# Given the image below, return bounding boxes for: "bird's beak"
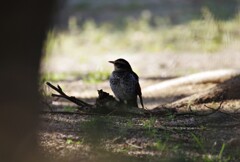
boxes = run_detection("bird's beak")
[109,61,115,64]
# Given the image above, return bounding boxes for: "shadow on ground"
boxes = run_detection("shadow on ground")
[39,108,240,162]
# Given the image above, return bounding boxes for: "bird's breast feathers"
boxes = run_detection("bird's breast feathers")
[110,71,138,100]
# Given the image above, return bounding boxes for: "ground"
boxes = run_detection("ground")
[39,52,240,162]
[39,1,240,161]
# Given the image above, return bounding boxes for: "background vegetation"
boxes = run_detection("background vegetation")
[42,0,240,82]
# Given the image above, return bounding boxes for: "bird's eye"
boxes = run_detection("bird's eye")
[115,63,125,69]
[115,63,122,67]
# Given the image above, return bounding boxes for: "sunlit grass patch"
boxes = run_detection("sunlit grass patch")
[44,8,240,59]
[83,70,110,83]
[40,69,110,83]
[41,7,240,82]
[40,72,81,82]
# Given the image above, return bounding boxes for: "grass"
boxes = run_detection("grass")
[41,7,240,81]
[190,133,231,162]
[66,138,85,145]
[63,106,78,113]
[191,133,205,152]
[83,70,110,83]
[41,72,74,82]
[152,139,168,152]
[141,117,159,137]
[40,70,110,83]
[66,138,74,144]
[44,8,240,58]
[74,116,234,162]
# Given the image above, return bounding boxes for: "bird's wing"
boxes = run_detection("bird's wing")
[136,82,144,108]
[132,72,144,108]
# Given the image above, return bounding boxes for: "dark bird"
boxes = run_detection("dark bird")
[109,58,144,108]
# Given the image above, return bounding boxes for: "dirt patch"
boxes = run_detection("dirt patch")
[39,76,240,162]
[39,108,240,162]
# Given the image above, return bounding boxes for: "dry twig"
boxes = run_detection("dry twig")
[46,82,92,108]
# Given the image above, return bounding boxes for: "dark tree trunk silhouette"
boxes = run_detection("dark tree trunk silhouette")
[0,1,55,162]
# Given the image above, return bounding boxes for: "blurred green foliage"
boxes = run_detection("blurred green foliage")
[42,1,240,81]
[41,70,109,83]
[45,8,240,57]
[63,106,78,112]
[83,70,110,83]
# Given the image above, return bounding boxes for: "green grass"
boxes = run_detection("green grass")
[152,139,168,152]
[41,7,240,81]
[63,106,78,113]
[66,139,74,144]
[66,138,85,145]
[40,70,110,82]
[41,72,73,82]
[83,70,110,83]
[190,133,231,162]
[45,8,240,58]
[191,133,205,152]
[142,117,158,137]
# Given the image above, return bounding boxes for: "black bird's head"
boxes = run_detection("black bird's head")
[109,58,132,71]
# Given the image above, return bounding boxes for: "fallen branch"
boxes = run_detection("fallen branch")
[150,100,224,118]
[143,69,240,93]
[45,81,237,118]
[161,74,240,109]
[46,82,92,108]
[176,100,224,117]
[46,82,149,116]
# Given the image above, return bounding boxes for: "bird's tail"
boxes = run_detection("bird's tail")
[139,95,144,109]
